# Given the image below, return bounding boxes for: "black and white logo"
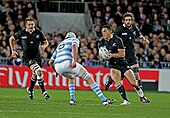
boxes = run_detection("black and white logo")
[36,35,40,39]
[133,31,136,36]
[112,43,116,47]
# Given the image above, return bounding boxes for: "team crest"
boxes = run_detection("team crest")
[133,31,136,36]
[36,35,40,39]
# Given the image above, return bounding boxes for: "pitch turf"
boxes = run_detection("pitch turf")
[0,88,169,118]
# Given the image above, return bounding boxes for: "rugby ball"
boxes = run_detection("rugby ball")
[99,46,109,59]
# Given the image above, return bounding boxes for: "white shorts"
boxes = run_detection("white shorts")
[54,60,90,80]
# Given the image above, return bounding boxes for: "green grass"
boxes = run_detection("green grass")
[0,88,170,118]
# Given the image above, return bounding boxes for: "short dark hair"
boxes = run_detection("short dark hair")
[123,12,135,21]
[102,25,112,31]
[25,17,35,23]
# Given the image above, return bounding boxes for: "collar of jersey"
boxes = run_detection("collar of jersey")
[106,34,113,41]
[26,28,35,33]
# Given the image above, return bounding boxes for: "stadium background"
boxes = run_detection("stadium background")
[0,0,170,90]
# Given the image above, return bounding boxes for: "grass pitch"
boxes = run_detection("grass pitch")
[0,88,170,118]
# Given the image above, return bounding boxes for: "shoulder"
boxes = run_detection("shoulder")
[98,37,105,45]
[115,26,123,33]
[98,37,105,48]
[114,34,122,40]
[72,38,79,42]
[14,30,24,36]
[18,29,25,34]
[35,28,42,33]
[133,25,139,30]
[113,34,123,43]
[99,37,105,42]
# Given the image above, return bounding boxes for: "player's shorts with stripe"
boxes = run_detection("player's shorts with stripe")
[54,60,90,80]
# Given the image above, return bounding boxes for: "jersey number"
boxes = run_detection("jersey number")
[59,44,65,50]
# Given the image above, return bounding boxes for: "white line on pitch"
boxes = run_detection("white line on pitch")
[0,110,126,116]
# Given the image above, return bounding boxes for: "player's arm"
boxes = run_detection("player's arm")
[49,59,55,71]
[136,26,149,44]
[70,44,78,68]
[40,39,49,51]
[70,38,79,68]
[49,58,59,77]
[40,31,49,51]
[109,49,125,58]
[42,39,49,49]
[49,51,58,76]
[72,44,78,62]
[9,35,18,58]
[139,35,149,44]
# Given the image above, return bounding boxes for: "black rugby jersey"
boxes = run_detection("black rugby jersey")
[114,24,141,59]
[98,34,126,65]
[13,28,46,60]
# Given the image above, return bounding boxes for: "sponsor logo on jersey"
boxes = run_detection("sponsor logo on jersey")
[112,43,116,47]
[21,36,27,39]
[122,32,127,35]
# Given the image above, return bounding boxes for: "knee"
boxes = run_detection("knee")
[36,69,42,76]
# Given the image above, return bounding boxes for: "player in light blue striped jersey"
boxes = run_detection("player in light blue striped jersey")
[49,32,112,106]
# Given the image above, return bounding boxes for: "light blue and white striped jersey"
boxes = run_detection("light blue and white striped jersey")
[51,38,79,64]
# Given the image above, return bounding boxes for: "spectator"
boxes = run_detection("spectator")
[150,59,162,69]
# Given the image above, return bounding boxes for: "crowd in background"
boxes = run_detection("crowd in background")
[89,0,170,68]
[0,0,170,68]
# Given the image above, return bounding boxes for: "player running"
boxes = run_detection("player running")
[9,17,50,100]
[104,12,150,103]
[49,32,112,106]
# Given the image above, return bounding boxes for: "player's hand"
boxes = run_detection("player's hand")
[40,45,46,52]
[139,35,149,44]
[11,51,18,58]
[108,53,112,59]
[70,61,76,69]
[143,38,149,44]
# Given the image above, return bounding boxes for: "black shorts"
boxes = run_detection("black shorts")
[109,60,130,78]
[126,56,138,66]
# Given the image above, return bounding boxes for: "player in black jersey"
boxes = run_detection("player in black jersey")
[9,17,50,100]
[104,12,150,103]
[99,25,145,105]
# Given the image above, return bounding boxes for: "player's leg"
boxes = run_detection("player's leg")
[130,65,150,103]
[29,60,50,100]
[68,78,76,105]
[104,75,114,90]
[74,63,112,106]
[110,68,130,105]
[24,60,37,100]
[54,61,77,105]
[124,69,144,96]
[27,73,37,100]
[86,76,112,106]
[124,69,150,103]
[131,64,143,89]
